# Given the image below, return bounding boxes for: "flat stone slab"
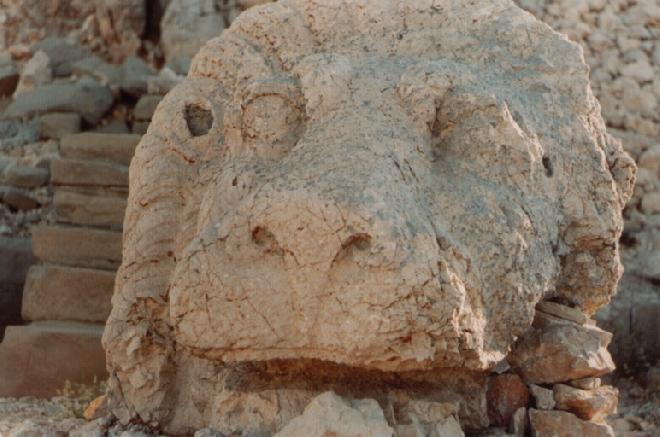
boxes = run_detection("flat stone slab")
[60,133,141,166]
[51,158,128,188]
[0,322,106,397]
[54,190,127,228]
[4,78,113,124]
[22,264,115,323]
[32,225,122,270]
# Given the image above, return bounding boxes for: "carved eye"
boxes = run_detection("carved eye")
[241,79,304,159]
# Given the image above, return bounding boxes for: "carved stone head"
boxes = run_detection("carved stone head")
[104,0,634,428]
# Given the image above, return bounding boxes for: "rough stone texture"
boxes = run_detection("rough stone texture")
[21,264,115,323]
[39,112,82,140]
[274,391,394,437]
[104,0,633,433]
[487,374,530,427]
[14,50,52,96]
[528,409,614,437]
[54,190,127,228]
[529,385,555,411]
[93,0,146,62]
[32,225,122,270]
[60,133,141,166]
[51,158,129,188]
[1,162,48,188]
[0,322,107,397]
[4,78,113,124]
[509,313,615,384]
[553,384,618,422]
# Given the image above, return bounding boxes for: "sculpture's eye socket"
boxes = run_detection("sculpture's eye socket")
[241,79,304,159]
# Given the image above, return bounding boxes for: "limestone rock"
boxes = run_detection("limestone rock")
[51,159,129,188]
[54,190,127,227]
[60,133,141,166]
[273,391,393,437]
[32,225,122,270]
[508,407,526,437]
[5,79,113,124]
[39,113,82,140]
[487,374,530,427]
[529,385,555,411]
[1,186,39,211]
[14,50,52,95]
[104,0,632,432]
[120,57,155,97]
[32,37,91,77]
[570,377,601,390]
[536,301,588,325]
[509,315,615,384]
[21,264,115,323]
[1,162,48,188]
[528,409,614,437]
[553,384,617,421]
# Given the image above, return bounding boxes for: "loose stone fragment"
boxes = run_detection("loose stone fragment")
[273,392,393,437]
[487,374,530,427]
[529,385,555,410]
[553,384,618,421]
[528,409,614,437]
[509,316,615,384]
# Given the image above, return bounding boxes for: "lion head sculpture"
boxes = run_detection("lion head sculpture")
[104,0,635,430]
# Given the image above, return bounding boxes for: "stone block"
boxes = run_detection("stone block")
[1,162,49,188]
[54,190,127,228]
[22,265,115,323]
[60,133,141,166]
[132,121,150,135]
[0,186,40,211]
[32,225,122,270]
[51,158,128,188]
[4,78,113,124]
[39,112,81,140]
[0,322,106,397]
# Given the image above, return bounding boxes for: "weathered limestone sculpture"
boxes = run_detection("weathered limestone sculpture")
[103,0,635,434]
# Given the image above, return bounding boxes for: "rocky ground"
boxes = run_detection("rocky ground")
[0,372,657,437]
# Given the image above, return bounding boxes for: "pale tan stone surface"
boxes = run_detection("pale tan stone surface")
[0,322,106,398]
[103,0,633,433]
[32,225,122,270]
[509,314,615,384]
[59,133,141,166]
[553,384,618,421]
[274,391,394,437]
[528,409,614,437]
[51,158,128,188]
[54,190,127,228]
[21,264,115,323]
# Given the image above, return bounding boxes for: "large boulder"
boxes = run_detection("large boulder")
[103,0,634,433]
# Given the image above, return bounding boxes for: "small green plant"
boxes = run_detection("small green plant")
[55,377,108,419]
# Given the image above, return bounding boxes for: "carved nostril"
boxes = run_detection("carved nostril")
[251,226,284,255]
[185,103,213,137]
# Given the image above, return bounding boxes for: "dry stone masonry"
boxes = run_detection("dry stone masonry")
[102,0,635,435]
